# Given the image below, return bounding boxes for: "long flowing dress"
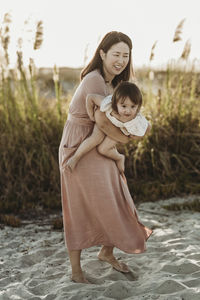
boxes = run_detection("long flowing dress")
[59,69,152,254]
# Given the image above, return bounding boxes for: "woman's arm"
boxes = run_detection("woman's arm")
[94,109,129,144]
[86,94,104,121]
[95,111,152,144]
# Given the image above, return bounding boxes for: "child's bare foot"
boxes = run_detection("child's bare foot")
[66,156,78,172]
[98,251,130,273]
[116,154,125,174]
[71,272,90,284]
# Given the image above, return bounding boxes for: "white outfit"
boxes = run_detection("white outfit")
[100,95,149,136]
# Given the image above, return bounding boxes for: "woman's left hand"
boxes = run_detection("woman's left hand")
[129,134,143,140]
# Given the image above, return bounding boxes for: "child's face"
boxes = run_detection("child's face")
[116,97,139,121]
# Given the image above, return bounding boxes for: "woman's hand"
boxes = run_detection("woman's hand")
[94,109,129,144]
[87,109,95,121]
[145,123,152,135]
[129,134,143,140]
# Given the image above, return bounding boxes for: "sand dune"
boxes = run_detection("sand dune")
[1,196,200,300]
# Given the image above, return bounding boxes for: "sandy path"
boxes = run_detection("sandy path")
[0,196,200,300]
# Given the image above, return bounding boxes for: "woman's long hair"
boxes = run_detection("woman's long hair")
[81,31,134,87]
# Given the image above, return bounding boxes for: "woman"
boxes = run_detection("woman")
[59,31,152,284]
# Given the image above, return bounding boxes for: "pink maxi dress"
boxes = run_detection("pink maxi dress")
[59,70,152,253]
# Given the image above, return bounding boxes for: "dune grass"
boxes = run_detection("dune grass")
[0,15,200,216]
[0,63,68,213]
[121,66,200,202]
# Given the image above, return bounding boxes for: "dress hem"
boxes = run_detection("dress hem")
[66,230,153,254]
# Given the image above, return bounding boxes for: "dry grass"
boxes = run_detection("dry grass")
[162,197,200,212]
[0,14,199,214]
[0,214,21,227]
[173,18,186,42]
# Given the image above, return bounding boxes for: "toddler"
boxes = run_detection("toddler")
[67,81,150,173]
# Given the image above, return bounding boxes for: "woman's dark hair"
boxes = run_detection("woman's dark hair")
[111,81,142,112]
[81,31,134,87]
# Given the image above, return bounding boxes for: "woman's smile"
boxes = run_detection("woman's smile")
[113,64,124,72]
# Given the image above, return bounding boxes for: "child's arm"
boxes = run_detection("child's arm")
[86,94,104,121]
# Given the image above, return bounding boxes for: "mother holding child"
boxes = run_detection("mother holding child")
[59,31,152,284]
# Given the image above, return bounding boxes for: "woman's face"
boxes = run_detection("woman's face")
[100,42,130,81]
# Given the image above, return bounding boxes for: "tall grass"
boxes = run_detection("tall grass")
[0,64,67,213]
[121,66,200,202]
[121,18,200,202]
[0,15,68,214]
[0,15,200,214]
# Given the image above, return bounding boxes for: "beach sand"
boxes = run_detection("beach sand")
[1,196,200,300]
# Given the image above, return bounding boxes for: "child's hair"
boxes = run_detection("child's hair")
[111,81,142,112]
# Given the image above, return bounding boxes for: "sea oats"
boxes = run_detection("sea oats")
[149,40,157,61]
[17,37,23,50]
[173,18,186,42]
[3,12,12,24]
[33,20,43,50]
[53,64,59,82]
[17,50,23,71]
[29,58,37,78]
[180,39,191,60]
[0,13,12,66]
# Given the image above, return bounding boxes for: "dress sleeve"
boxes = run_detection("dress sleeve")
[69,71,108,117]
[82,71,107,97]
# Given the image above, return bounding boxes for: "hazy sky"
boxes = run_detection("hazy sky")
[1,0,200,69]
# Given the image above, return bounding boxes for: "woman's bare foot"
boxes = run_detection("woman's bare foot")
[71,272,90,284]
[116,154,125,174]
[98,250,130,273]
[66,156,78,172]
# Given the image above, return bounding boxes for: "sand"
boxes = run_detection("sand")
[1,196,200,300]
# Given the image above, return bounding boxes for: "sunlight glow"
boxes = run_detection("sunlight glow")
[1,0,200,69]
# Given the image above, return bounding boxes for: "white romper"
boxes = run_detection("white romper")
[100,95,149,136]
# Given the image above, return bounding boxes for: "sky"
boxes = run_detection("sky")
[0,0,200,69]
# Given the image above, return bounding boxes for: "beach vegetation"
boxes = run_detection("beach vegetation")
[0,14,199,215]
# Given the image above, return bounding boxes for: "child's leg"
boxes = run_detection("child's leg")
[67,124,105,171]
[97,137,125,174]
